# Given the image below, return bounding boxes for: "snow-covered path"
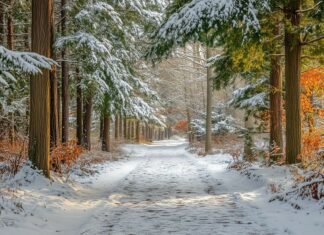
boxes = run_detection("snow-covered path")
[79,140,274,235]
[2,139,323,235]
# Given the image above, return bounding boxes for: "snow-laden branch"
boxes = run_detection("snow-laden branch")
[0,45,57,86]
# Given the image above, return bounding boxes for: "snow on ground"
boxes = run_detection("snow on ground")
[0,138,323,235]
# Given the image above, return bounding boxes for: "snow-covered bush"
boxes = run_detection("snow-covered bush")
[229,76,269,113]
[191,111,237,136]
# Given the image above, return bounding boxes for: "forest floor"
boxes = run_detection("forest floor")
[0,138,323,235]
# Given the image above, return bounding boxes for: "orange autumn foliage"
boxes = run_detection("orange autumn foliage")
[300,68,324,164]
[174,120,188,132]
[301,67,324,131]
[51,140,84,173]
[301,130,323,164]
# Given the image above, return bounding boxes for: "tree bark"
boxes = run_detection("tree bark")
[83,93,92,150]
[132,120,136,140]
[114,115,119,140]
[136,120,140,143]
[119,115,123,140]
[61,0,69,143]
[50,1,59,148]
[76,68,83,145]
[7,0,13,49]
[128,119,132,140]
[123,117,127,139]
[102,114,111,152]
[0,2,4,44]
[205,46,213,154]
[243,115,254,161]
[29,0,52,178]
[284,0,302,164]
[269,41,283,160]
[6,0,14,144]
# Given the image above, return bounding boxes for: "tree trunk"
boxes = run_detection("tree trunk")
[205,46,213,154]
[0,2,4,44]
[136,120,140,143]
[83,93,92,150]
[132,120,136,140]
[269,39,283,161]
[50,2,59,148]
[7,0,13,49]
[76,68,83,145]
[128,119,132,140]
[284,0,302,164]
[99,116,103,141]
[119,115,123,140]
[114,115,119,140]
[243,115,254,161]
[29,0,52,178]
[61,0,69,143]
[145,124,148,141]
[6,0,14,144]
[102,114,111,152]
[123,117,127,139]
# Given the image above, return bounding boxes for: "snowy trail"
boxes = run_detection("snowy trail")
[2,139,323,235]
[79,140,274,235]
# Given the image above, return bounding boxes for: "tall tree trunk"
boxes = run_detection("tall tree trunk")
[7,0,13,49]
[136,120,140,143]
[61,0,69,143]
[243,115,254,161]
[83,93,92,150]
[114,115,119,140]
[184,86,192,143]
[102,113,111,152]
[205,46,213,154]
[123,117,127,139]
[76,68,83,145]
[99,116,103,141]
[7,0,14,144]
[284,0,302,164]
[127,119,131,140]
[50,2,59,148]
[0,2,4,44]
[269,25,283,161]
[132,120,136,140]
[29,0,52,178]
[119,115,123,140]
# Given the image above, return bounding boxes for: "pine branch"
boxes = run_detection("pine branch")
[297,1,323,13]
[302,35,324,45]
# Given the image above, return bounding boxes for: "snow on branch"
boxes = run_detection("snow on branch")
[148,0,268,59]
[0,45,57,86]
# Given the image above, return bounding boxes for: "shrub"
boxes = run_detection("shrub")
[51,140,84,174]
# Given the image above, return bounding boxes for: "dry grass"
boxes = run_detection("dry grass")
[0,137,28,177]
